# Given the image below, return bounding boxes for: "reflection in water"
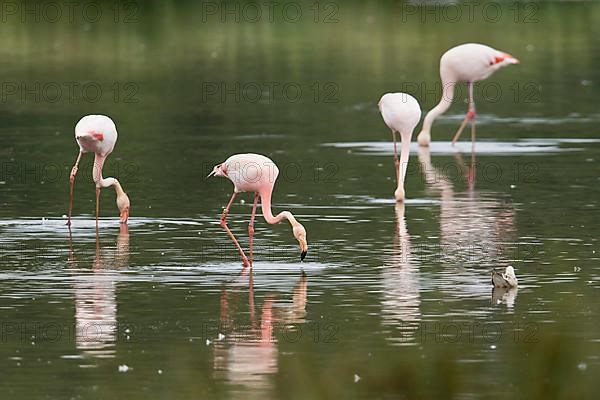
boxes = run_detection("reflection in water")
[418,147,516,300]
[381,203,421,345]
[213,272,308,396]
[491,287,518,310]
[69,225,129,359]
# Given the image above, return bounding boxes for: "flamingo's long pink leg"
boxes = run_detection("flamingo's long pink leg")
[451,82,476,146]
[391,130,400,182]
[469,80,477,152]
[67,151,83,226]
[451,115,471,145]
[248,192,259,266]
[95,187,101,228]
[220,192,250,268]
[471,114,476,152]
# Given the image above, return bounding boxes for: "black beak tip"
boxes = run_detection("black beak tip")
[300,251,307,261]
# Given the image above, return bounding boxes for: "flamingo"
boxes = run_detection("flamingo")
[67,115,130,227]
[416,43,519,147]
[378,92,422,202]
[207,153,308,267]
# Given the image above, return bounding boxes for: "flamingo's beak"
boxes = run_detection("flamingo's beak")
[504,53,520,64]
[206,170,216,179]
[119,207,129,224]
[293,223,308,262]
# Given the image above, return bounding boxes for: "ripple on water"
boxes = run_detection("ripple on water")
[421,113,600,126]
[333,194,440,206]
[0,217,206,246]
[324,138,600,156]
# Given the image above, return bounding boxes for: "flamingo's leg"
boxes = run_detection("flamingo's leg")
[451,116,471,146]
[95,187,100,228]
[67,151,83,226]
[391,130,400,183]
[469,80,477,152]
[451,82,476,146]
[248,192,259,267]
[471,117,476,144]
[220,192,250,268]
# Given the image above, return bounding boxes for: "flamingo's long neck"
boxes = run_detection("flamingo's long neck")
[93,153,125,196]
[421,78,456,134]
[93,154,106,186]
[260,188,298,227]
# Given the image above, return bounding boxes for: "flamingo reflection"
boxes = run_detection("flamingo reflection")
[381,203,421,344]
[418,147,517,306]
[491,286,518,309]
[69,225,129,358]
[213,272,308,393]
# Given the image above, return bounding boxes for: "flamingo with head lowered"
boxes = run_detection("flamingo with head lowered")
[208,153,308,268]
[378,92,422,202]
[67,115,130,227]
[417,43,519,147]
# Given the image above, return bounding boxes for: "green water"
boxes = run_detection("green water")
[1,1,599,399]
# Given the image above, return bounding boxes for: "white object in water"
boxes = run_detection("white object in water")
[491,266,518,288]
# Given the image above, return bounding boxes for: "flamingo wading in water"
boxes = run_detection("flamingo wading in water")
[208,153,308,267]
[378,93,422,202]
[416,43,519,147]
[67,115,130,226]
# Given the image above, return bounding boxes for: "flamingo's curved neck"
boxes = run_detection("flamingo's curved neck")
[421,76,457,133]
[259,188,299,227]
[93,154,106,185]
[93,154,124,194]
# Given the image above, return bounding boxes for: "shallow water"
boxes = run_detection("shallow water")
[1,1,600,399]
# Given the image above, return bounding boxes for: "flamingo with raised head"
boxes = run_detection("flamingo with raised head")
[67,115,130,227]
[208,153,308,267]
[417,43,519,147]
[378,92,422,202]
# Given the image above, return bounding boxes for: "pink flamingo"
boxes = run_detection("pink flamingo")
[378,92,422,202]
[207,153,308,267]
[67,115,130,227]
[416,43,519,147]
